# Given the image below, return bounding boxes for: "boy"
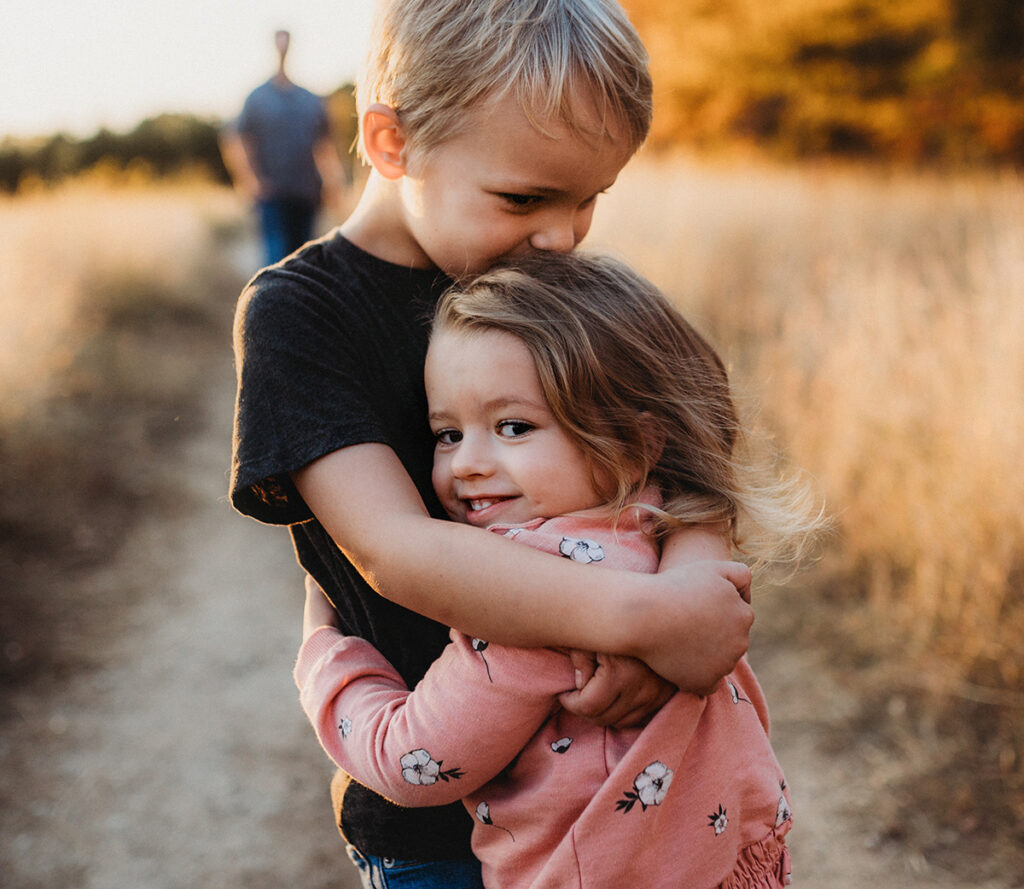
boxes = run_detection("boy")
[231,1,754,885]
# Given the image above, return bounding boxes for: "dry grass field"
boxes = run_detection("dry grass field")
[1,164,1021,886]
[588,155,1024,878]
[591,156,1023,688]
[0,174,243,421]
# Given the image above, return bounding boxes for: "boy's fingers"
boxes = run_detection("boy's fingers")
[725,561,753,603]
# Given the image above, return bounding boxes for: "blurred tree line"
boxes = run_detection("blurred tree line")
[6,0,1023,186]
[624,0,1024,164]
[0,86,359,193]
[0,114,230,192]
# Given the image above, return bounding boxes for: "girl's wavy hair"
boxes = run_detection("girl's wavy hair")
[357,0,652,159]
[433,252,826,567]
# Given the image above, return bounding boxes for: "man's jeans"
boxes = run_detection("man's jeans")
[257,197,318,265]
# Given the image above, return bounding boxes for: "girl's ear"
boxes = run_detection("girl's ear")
[362,103,408,179]
[632,411,665,483]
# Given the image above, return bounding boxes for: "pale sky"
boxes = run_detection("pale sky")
[5,0,375,140]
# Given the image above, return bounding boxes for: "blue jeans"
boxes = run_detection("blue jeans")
[345,845,484,889]
[257,197,318,265]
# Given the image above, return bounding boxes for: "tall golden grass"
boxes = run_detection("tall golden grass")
[0,173,244,422]
[589,156,1024,695]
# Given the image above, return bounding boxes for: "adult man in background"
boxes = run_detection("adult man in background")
[221,30,345,265]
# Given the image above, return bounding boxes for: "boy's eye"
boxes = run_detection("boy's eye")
[496,420,534,438]
[497,192,542,209]
[434,428,462,446]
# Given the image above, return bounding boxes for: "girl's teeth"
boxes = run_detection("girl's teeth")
[471,500,495,510]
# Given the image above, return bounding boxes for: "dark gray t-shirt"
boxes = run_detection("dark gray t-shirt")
[231,232,474,859]
[236,78,329,203]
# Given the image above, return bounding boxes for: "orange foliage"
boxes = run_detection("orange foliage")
[622,0,1024,165]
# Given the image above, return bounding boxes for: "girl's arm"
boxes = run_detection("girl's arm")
[293,443,753,694]
[296,577,572,806]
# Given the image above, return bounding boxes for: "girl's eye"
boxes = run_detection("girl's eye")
[434,428,462,446]
[497,420,534,438]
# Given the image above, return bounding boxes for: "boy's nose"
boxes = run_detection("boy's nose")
[529,213,580,253]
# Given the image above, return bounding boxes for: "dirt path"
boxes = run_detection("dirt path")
[751,601,969,888]
[1,334,362,889]
[0,262,997,889]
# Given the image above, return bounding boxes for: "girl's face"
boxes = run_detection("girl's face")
[425,327,607,527]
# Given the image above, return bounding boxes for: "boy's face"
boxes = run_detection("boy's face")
[426,327,607,527]
[394,93,634,279]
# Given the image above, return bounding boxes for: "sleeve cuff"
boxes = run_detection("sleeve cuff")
[293,625,345,690]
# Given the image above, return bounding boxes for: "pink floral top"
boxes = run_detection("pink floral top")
[294,502,793,889]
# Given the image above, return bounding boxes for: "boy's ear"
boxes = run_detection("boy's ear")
[362,103,408,179]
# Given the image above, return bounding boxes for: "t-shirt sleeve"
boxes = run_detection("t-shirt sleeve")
[235,91,257,138]
[230,270,387,525]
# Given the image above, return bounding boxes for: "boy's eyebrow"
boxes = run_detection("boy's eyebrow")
[489,177,618,196]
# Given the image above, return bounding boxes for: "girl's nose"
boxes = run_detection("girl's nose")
[449,433,494,478]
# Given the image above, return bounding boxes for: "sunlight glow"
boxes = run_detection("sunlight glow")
[6,0,374,139]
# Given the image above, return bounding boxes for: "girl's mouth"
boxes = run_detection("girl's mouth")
[462,496,516,524]
[468,498,504,511]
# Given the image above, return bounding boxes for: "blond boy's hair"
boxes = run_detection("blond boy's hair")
[358,0,652,159]
[434,252,827,568]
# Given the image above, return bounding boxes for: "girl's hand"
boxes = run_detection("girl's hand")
[302,573,339,642]
[559,650,676,727]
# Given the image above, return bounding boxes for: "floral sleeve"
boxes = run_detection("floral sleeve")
[295,626,574,807]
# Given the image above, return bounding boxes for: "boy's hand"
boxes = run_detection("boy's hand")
[629,560,754,696]
[302,574,339,642]
[559,650,675,727]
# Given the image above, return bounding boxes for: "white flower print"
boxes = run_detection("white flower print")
[708,804,728,835]
[471,638,493,682]
[776,794,792,827]
[400,748,464,785]
[401,749,439,785]
[728,680,751,705]
[550,737,573,754]
[475,801,515,841]
[338,716,353,738]
[616,761,674,812]
[558,536,605,564]
[635,761,673,806]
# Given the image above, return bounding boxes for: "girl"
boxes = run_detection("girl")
[296,252,823,889]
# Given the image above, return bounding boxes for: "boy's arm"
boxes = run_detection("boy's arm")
[556,523,740,720]
[296,578,572,806]
[293,443,753,693]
